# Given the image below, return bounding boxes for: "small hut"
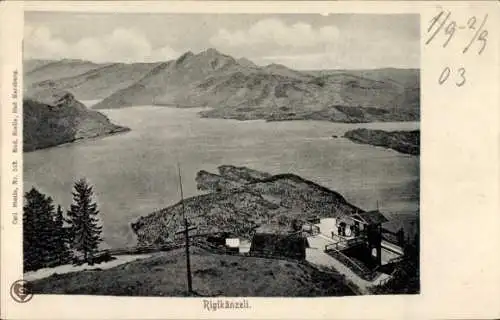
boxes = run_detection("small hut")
[249,224,309,260]
[225,237,240,253]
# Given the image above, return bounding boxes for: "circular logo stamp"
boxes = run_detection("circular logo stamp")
[10,280,33,303]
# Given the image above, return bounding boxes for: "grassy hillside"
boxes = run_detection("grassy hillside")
[23,89,130,152]
[29,247,355,297]
[132,165,362,246]
[24,59,54,74]
[344,129,420,155]
[24,59,105,87]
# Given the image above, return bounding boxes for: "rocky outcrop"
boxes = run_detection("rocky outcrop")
[131,165,363,246]
[23,89,130,152]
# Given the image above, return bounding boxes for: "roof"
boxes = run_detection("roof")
[348,210,389,225]
[225,238,240,248]
[339,210,389,224]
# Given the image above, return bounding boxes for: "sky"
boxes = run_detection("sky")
[24,12,420,70]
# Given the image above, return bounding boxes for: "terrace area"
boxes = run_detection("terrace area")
[304,215,404,286]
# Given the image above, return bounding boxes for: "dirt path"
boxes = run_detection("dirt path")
[24,254,152,281]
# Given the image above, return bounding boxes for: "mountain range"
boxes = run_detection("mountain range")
[24,48,420,123]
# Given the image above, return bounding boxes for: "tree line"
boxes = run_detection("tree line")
[23,178,103,272]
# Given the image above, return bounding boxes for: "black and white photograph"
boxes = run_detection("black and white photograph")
[21,11,420,297]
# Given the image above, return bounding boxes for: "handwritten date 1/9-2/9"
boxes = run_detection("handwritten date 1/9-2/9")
[426,8,488,55]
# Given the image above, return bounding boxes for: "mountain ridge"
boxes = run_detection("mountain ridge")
[24,48,420,123]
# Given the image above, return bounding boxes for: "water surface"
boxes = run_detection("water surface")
[24,106,419,248]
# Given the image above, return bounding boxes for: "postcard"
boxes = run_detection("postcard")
[1,1,499,319]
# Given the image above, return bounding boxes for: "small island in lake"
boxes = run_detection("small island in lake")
[343,129,420,155]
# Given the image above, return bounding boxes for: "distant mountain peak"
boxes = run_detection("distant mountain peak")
[201,48,223,56]
[194,48,241,62]
[175,51,194,65]
[265,63,291,70]
[172,48,243,72]
[176,49,232,65]
[175,48,258,70]
[237,57,258,68]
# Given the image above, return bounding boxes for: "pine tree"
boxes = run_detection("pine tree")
[50,205,71,265]
[66,179,103,264]
[23,187,58,271]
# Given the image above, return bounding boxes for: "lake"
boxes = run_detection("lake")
[24,106,420,248]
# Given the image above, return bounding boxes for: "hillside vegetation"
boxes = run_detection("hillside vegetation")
[131,165,362,246]
[24,49,420,123]
[23,88,129,152]
[29,247,355,297]
[26,61,163,100]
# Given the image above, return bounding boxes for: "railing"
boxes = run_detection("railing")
[324,244,375,281]
[327,235,365,251]
[95,242,185,257]
[192,240,242,256]
[375,268,399,287]
[386,255,405,265]
[381,240,404,255]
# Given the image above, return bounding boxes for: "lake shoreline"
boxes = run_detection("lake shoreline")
[23,126,131,153]
[98,102,420,125]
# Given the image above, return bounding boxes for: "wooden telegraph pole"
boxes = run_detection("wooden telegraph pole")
[177,164,193,294]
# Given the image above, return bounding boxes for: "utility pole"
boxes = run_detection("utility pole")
[177,164,193,294]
